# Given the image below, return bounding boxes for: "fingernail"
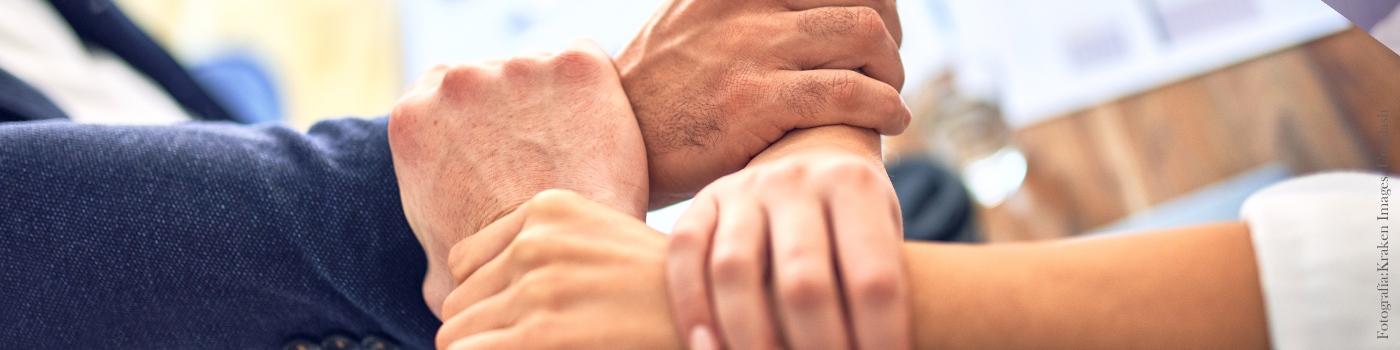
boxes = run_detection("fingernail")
[689,326,718,350]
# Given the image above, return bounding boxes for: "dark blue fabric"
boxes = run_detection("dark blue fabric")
[46,0,237,122]
[886,155,979,242]
[0,68,67,123]
[0,117,440,349]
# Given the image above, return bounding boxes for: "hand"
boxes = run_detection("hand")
[617,0,912,208]
[436,190,681,350]
[388,39,649,317]
[667,127,911,350]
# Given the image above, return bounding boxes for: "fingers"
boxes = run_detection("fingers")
[437,287,523,350]
[443,225,603,319]
[764,186,850,350]
[779,6,904,91]
[442,190,588,319]
[667,193,724,350]
[449,204,529,287]
[762,69,911,136]
[780,0,901,45]
[443,329,517,350]
[441,251,514,319]
[709,193,783,350]
[827,165,912,350]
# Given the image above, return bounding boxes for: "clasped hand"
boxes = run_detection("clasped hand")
[389,0,914,348]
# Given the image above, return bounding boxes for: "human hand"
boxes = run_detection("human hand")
[388,39,648,317]
[667,127,911,350]
[616,0,911,208]
[436,190,682,350]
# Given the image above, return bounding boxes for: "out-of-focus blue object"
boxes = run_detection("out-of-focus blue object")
[41,0,236,123]
[1090,163,1293,236]
[888,154,979,242]
[190,53,283,124]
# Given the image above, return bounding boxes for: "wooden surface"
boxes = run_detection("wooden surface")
[980,27,1389,242]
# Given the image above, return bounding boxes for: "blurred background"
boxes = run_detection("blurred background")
[113,0,1397,242]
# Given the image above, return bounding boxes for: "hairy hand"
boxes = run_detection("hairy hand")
[668,127,911,350]
[617,0,911,208]
[436,190,681,350]
[388,40,648,317]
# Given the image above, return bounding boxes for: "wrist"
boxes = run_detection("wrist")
[904,242,1038,349]
[417,187,529,319]
[749,125,883,167]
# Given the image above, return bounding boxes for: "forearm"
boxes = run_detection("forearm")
[904,222,1269,349]
[748,125,883,167]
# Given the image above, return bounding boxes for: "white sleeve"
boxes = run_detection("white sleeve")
[1241,172,1397,350]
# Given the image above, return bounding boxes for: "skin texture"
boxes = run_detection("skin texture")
[388,40,649,317]
[668,127,911,350]
[438,190,680,350]
[391,0,914,335]
[615,0,916,346]
[615,0,911,208]
[904,222,1269,349]
[437,193,1271,349]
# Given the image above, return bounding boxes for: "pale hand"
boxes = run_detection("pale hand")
[668,127,912,350]
[388,40,649,317]
[436,190,681,350]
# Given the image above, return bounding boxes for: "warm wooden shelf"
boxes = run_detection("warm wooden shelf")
[980,27,1395,242]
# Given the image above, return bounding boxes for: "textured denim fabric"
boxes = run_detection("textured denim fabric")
[0,118,439,349]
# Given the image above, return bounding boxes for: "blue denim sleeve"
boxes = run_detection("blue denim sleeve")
[0,118,439,349]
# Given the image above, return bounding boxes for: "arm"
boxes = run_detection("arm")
[395,0,913,317]
[389,39,649,317]
[616,0,909,208]
[0,119,439,349]
[906,222,1270,349]
[434,190,1270,349]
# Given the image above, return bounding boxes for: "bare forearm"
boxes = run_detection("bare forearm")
[748,125,883,167]
[904,222,1269,349]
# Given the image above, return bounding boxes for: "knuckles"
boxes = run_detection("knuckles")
[820,71,863,110]
[846,264,902,308]
[667,223,709,256]
[505,230,560,269]
[845,6,887,43]
[775,265,838,311]
[798,5,884,41]
[387,101,421,148]
[516,267,571,311]
[440,63,489,93]
[708,246,761,286]
[817,156,883,187]
[548,50,608,85]
[750,153,883,191]
[873,83,910,134]
[498,56,544,80]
